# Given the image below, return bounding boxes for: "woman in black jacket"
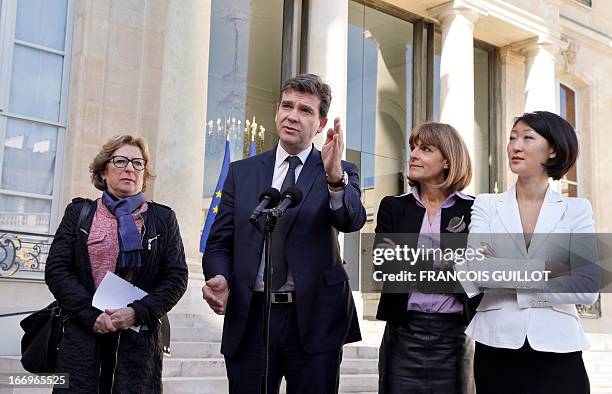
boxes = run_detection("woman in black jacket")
[376,122,478,393]
[45,135,188,393]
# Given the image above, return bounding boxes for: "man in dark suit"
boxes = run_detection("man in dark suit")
[202,74,366,394]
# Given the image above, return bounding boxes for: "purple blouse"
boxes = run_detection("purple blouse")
[406,187,472,314]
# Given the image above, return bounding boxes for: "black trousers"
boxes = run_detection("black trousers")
[224,292,343,394]
[378,312,466,394]
[474,341,590,394]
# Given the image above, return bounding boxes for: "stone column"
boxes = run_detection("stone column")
[500,47,526,190]
[154,0,212,274]
[306,0,348,154]
[306,0,359,317]
[513,37,561,113]
[431,3,480,194]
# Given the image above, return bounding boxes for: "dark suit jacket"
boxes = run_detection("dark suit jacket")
[203,146,367,357]
[374,193,481,325]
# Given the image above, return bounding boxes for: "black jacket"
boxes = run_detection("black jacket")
[45,198,188,393]
[374,193,481,325]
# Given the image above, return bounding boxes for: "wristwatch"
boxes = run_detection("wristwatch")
[326,171,348,188]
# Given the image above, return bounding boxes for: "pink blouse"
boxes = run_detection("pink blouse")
[88,199,148,288]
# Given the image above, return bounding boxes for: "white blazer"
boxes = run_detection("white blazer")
[461,184,598,353]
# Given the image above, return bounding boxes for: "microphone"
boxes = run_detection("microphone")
[271,187,303,218]
[249,188,282,224]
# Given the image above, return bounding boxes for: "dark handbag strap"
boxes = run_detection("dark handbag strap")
[77,198,94,231]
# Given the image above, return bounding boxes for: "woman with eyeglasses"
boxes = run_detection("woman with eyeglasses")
[45,135,188,393]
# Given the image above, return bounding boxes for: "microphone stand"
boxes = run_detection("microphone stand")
[258,208,277,394]
[252,200,296,394]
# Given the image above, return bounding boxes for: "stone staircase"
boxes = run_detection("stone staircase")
[584,334,612,394]
[162,311,612,394]
[162,312,380,394]
[1,310,611,393]
[162,311,612,393]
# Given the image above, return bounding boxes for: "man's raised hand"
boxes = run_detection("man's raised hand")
[321,117,344,183]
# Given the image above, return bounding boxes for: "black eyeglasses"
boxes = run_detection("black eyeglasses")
[110,155,146,171]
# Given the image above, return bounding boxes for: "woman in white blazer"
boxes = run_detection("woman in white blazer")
[462,111,598,394]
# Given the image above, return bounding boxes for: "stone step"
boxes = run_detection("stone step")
[584,351,612,363]
[163,358,225,377]
[0,357,52,393]
[342,345,378,360]
[0,356,22,372]
[338,374,378,392]
[170,326,223,342]
[163,358,378,378]
[585,361,612,374]
[589,374,612,389]
[165,320,612,348]
[162,376,227,394]
[587,334,612,352]
[169,341,379,360]
[0,353,609,391]
[0,388,51,394]
[168,312,224,329]
[162,374,378,394]
[171,341,221,358]
[340,359,379,375]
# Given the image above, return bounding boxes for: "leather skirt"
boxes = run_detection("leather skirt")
[378,311,466,394]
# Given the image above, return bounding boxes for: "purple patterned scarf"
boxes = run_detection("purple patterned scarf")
[102,190,146,269]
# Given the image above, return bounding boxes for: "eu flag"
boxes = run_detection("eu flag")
[249,139,257,158]
[200,139,231,253]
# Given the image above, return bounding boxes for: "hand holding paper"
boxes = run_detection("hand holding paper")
[92,272,148,332]
[106,307,137,330]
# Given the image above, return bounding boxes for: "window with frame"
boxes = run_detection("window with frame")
[346,1,499,314]
[347,0,415,234]
[0,0,74,234]
[346,0,416,311]
[559,82,601,319]
[559,83,578,198]
[203,0,286,199]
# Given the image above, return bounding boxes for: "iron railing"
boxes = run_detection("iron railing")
[0,230,53,277]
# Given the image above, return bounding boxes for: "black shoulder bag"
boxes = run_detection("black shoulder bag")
[20,200,93,373]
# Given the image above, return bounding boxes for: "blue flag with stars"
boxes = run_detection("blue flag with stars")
[249,140,257,158]
[200,139,231,253]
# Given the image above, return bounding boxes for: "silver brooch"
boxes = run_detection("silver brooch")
[446,215,466,233]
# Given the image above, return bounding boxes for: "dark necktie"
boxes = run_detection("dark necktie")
[270,156,301,290]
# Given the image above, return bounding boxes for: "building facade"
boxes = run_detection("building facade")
[1,0,611,355]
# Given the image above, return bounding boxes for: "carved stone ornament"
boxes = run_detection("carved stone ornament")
[561,36,578,73]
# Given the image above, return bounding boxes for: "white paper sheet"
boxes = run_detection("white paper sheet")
[92,271,148,332]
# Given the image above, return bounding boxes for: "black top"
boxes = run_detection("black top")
[44,197,188,393]
[45,197,188,329]
[374,193,481,325]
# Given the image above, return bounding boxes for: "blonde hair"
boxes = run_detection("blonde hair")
[89,135,155,192]
[408,122,472,193]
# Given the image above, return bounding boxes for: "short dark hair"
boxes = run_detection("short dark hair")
[279,73,331,119]
[512,111,578,180]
